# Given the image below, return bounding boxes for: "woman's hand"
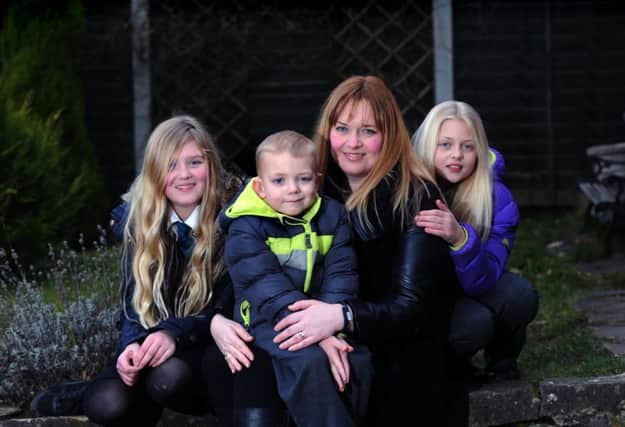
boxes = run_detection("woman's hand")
[319,336,353,392]
[210,314,255,373]
[116,342,142,386]
[415,199,464,246]
[134,330,176,369]
[273,300,343,351]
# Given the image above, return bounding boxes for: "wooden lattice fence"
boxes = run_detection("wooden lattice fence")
[150,0,434,173]
[332,1,433,121]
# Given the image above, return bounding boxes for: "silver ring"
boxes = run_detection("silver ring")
[297,331,305,339]
[224,353,230,361]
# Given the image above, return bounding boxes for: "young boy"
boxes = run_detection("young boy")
[220,130,371,427]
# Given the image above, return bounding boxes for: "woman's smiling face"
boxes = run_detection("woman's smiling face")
[329,100,383,191]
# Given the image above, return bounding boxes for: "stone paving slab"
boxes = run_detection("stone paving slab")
[469,381,541,427]
[0,409,19,420]
[576,289,625,356]
[0,410,216,427]
[0,417,92,427]
[540,373,625,426]
[575,253,625,274]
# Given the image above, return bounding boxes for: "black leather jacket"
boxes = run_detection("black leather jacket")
[324,166,460,346]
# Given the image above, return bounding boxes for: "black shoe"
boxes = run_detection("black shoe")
[30,380,88,416]
[233,408,292,427]
[448,354,481,381]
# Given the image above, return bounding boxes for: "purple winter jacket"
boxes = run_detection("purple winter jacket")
[450,148,519,296]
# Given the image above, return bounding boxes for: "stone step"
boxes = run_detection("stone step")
[4,374,625,426]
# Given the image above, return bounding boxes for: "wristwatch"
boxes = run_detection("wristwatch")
[342,303,354,333]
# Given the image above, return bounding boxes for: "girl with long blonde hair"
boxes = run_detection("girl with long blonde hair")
[413,100,539,382]
[83,115,253,427]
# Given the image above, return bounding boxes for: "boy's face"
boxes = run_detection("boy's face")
[165,139,207,220]
[253,152,318,217]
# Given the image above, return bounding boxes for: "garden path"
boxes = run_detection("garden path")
[575,252,625,356]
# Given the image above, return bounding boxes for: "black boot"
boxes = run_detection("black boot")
[448,351,481,381]
[484,358,520,382]
[233,408,292,427]
[30,380,89,416]
[484,325,525,383]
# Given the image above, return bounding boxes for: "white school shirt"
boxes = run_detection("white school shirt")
[169,206,200,231]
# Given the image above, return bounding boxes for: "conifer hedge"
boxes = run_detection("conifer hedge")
[0,0,106,260]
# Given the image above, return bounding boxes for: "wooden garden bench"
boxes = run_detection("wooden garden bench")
[578,142,625,256]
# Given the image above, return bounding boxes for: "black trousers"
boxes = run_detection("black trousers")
[449,271,539,367]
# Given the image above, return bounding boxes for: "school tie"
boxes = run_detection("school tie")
[174,221,194,257]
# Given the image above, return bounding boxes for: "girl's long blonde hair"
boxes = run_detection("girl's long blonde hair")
[412,100,493,240]
[315,75,436,227]
[123,115,224,328]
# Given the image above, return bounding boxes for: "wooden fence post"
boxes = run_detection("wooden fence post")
[131,0,150,174]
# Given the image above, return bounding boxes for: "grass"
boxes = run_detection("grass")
[512,207,625,382]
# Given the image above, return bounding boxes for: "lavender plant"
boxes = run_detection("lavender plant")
[0,227,120,406]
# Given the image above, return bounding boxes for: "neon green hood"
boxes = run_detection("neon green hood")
[224,179,321,225]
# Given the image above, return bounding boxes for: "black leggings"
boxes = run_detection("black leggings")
[83,343,232,427]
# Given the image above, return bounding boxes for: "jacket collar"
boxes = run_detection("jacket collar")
[224,178,321,225]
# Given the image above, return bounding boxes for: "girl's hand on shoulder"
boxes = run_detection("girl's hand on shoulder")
[116,342,142,386]
[273,300,343,351]
[319,336,353,392]
[134,330,176,369]
[210,314,254,373]
[415,199,464,246]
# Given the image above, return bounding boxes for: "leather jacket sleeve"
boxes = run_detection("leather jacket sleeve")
[347,181,455,344]
[348,223,452,344]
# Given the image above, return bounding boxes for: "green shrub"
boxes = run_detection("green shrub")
[0,0,106,260]
[0,99,68,257]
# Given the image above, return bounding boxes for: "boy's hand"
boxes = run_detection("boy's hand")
[415,199,464,246]
[319,336,353,392]
[210,314,255,373]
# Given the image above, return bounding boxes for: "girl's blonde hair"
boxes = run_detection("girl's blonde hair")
[123,115,224,328]
[314,75,435,226]
[412,100,492,240]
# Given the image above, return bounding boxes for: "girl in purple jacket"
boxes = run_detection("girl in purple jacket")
[412,100,539,381]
